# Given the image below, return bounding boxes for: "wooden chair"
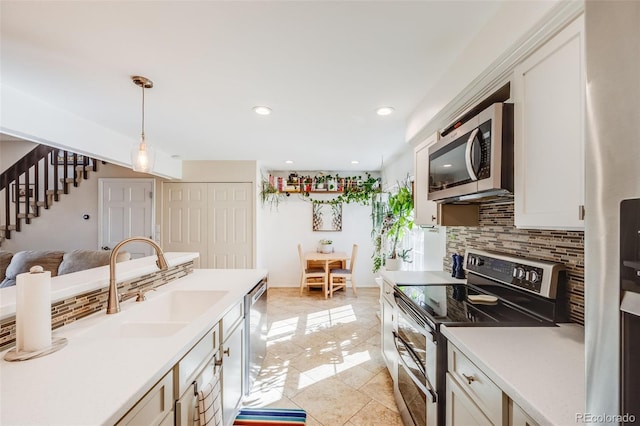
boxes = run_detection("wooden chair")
[298,244,328,298]
[328,244,358,297]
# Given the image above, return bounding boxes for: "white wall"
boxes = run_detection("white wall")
[259,192,375,288]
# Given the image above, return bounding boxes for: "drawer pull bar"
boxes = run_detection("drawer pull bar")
[462,373,475,385]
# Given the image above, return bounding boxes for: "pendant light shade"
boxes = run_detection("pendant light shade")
[131,76,155,173]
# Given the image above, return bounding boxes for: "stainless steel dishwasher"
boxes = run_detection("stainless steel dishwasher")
[244,278,267,395]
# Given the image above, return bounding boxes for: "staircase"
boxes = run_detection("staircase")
[0,145,100,242]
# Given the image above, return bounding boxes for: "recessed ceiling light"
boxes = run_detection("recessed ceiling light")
[375,106,395,116]
[351,160,360,164]
[285,160,294,164]
[443,164,452,168]
[253,106,272,115]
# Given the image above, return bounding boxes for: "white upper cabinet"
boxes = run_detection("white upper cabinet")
[513,14,585,230]
[414,132,439,226]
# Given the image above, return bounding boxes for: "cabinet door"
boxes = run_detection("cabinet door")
[446,373,493,426]
[222,322,244,425]
[381,291,396,378]
[117,372,173,426]
[414,133,439,226]
[510,400,539,426]
[513,15,585,230]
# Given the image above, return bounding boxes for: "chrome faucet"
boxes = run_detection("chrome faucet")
[106,237,169,314]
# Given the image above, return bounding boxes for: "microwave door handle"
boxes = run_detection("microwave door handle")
[464,128,479,181]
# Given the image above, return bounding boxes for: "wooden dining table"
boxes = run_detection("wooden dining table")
[304,251,349,283]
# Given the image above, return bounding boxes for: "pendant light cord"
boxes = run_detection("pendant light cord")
[141,83,145,141]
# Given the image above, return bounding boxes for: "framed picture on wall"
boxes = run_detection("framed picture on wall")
[312,203,342,232]
[11,183,35,203]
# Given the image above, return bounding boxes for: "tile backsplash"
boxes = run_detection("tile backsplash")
[0,260,194,351]
[444,203,584,324]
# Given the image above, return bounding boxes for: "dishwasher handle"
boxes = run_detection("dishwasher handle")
[250,280,267,304]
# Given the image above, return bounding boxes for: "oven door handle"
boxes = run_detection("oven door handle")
[394,294,438,343]
[465,128,480,181]
[393,332,438,404]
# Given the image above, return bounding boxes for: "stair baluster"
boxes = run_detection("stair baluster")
[0,145,99,241]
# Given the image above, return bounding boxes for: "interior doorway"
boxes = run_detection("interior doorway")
[98,178,155,258]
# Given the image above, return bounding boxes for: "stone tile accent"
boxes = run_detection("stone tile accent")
[0,261,194,351]
[444,203,584,324]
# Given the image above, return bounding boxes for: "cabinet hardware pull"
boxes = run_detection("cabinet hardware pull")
[215,355,223,367]
[224,347,230,357]
[578,205,585,220]
[462,373,475,384]
[432,215,436,222]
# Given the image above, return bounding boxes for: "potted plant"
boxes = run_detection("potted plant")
[303,176,313,192]
[384,182,414,271]
[315,174,326,190]
[260,178,285,210]
[319,239,333,253]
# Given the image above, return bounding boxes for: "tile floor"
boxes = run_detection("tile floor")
[242,287,403,426]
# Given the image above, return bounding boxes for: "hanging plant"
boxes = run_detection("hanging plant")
[301,173,381,205]
[260,178,285,211]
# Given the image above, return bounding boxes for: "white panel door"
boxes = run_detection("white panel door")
[162,182,209,265]
[99,179,154,258]
[208,183,253,269]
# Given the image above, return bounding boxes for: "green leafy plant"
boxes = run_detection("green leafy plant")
[398,248,413,263]
[386,181,414,260]
[260,178,285,210]
[370,192,389,272]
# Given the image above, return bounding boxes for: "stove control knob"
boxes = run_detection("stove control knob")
[514,267,526,280]
[476,258,484,266]
[529,270,540,283]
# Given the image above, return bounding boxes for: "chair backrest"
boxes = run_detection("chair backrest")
[349,244,359,272]
[297,244,305,271]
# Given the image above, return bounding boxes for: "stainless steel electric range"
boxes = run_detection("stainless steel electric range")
[391,248,568,426]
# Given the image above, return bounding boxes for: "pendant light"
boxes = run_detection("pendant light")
[131,76,155,173]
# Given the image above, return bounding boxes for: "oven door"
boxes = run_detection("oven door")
[394,331,437,426]
[394,294,438,425]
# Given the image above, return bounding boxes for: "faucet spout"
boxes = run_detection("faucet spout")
[107,237,169,314]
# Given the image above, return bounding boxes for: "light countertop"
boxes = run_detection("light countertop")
[0,268,268,425]
[442,324,585,425]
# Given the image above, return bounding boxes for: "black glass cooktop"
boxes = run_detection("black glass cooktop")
[395,283,554,327]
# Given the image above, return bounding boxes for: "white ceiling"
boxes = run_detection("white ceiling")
[0,1,506,172]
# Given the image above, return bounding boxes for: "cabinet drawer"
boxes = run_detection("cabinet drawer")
[448,344,504,425]
[176,326,218,397]
[117,372,173,426]
[221,300,244,342]
[381,280,395,305]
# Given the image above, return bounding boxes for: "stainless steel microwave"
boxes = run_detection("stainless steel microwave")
[427,102,514,203]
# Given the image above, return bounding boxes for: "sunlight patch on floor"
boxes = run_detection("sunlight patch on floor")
[266,317,299,340]
[304,304,357,332]
[299,348,372,382]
